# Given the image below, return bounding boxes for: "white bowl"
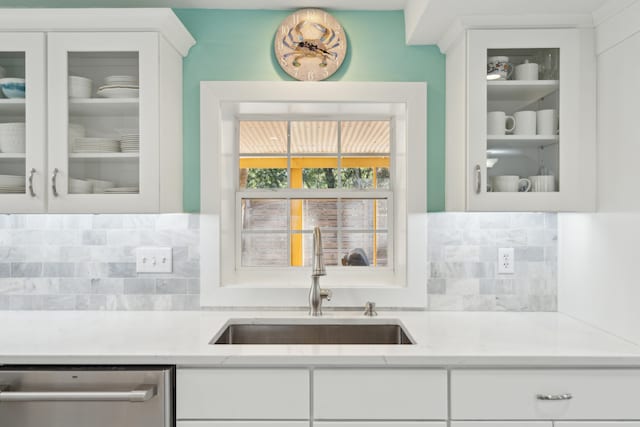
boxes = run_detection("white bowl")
[0,122,26,153]
[68,178,93,194]
[96,87,139,99]
[69,75,92,98]
[86,178,115,194]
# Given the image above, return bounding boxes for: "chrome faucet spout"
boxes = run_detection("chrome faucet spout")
[312,226,326,277]
[309,226,330,316]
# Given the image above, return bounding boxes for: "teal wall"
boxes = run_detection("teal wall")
[174,9,445,212]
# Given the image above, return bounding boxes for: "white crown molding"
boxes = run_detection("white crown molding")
[437,14,594,53]
[592,0,637,26]
[594,0,640,54]
[0,8,195,57]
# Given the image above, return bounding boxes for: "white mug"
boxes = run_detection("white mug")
[529,175,555,192]
[515,60,539,80]
[487,56,513,80]
[491,175,531,192]
[514,111,537,135]
[487,111,516,135]
[536,109,558,135]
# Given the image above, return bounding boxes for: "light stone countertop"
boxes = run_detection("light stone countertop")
[2,311,640,367]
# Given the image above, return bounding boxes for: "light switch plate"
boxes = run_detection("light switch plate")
[136,247,173,273]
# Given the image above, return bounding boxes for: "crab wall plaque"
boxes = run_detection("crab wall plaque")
[274,8,348,81]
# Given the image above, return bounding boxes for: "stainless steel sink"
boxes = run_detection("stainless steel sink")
[211,321,414,345]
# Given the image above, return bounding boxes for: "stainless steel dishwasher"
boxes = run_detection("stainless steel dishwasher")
[0,366,174,427]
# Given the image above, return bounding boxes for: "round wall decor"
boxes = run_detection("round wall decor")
[274,8,348,81]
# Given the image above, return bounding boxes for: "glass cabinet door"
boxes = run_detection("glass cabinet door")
[47,32,159,213]
[467,29,586,211]
[0,33,45,213]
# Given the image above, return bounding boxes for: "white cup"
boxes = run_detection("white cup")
[514,111,537,135]
[529,175,555,192]
[491,175,531,192]
[487,56,513,80]
[487,111,516,135]
[536,109,558,135]
[515,60,539,80]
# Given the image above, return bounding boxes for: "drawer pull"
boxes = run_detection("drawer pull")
[537,393,573,401]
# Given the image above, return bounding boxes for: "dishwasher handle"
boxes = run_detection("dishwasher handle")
[0,384,156,402]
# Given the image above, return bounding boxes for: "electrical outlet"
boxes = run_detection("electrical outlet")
[136,247,173,273]
[498,247,515,274]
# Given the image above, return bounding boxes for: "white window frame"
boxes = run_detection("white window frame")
[200,81,427,308]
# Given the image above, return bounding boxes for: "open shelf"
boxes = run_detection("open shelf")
[0,98,26,115]
[487,80,559,101]
[487,135,559,149]
[70,152,139,159]
[69,98,139,116]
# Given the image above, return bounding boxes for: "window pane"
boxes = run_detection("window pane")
[376,167,390,189]
[300,199,338,230]
[291,121,337,153]
[239,121,287,154]
[341,121,390,154]
[375,232,389,267]
[341,199,374,230]
[376,199,388,231]
[241,233,288,267]
[241,199,288,231]
[341,168,374,189]
[239,164,287,189]
[303,168,338,189]
[340,233,374,266]
[301,231,339,267]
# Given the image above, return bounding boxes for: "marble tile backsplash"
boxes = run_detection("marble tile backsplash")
[0,214,199,310]
[0,212,557,311]
[428,212,557,311]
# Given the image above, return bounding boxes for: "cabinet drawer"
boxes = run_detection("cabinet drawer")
[177,369,309,419]
[451,370,640,420]
[314,369,447,420]
[178,423,308,427]
[556,424,640,427]
[452,423,551,427]
[315,423,446,427]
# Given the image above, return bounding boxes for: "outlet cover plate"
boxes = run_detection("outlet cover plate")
[136,247,173,273]
[498,247,515,274]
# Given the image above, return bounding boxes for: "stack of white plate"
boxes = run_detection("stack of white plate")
[69,178,93,194]
[103,187,139,194]
[0,174,25,193]
[120,133,139,153]
[73,137,120,153]
[97,75,139,99]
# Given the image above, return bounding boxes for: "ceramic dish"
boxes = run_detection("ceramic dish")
[69,76,92,98]
[104,75,138,85]
[0,174,25,186]
[0,122,26,153]
[96,87,139,99]
[0,78,25,98]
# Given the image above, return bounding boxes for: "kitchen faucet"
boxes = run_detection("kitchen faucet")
[309,226,332,316]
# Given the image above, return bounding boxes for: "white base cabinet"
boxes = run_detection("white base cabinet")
[177,368,640,425]
[178,423,309,427]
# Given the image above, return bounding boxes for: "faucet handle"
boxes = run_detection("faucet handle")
[364,301,377,316]
[321,289,332,302]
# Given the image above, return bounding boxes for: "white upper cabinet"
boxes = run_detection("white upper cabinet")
[0,33,46,213]
[0,9,194,213]
[446,28,596,212]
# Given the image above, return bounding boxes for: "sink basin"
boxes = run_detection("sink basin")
[211,320,414,345]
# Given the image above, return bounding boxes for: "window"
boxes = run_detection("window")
[238,120,391,269]
[200,81,427,308]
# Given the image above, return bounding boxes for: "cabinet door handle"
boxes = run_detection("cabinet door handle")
[51,168,60,197]
[28,168,36,197]
[474,164,482,194]
[536,393,573,401]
